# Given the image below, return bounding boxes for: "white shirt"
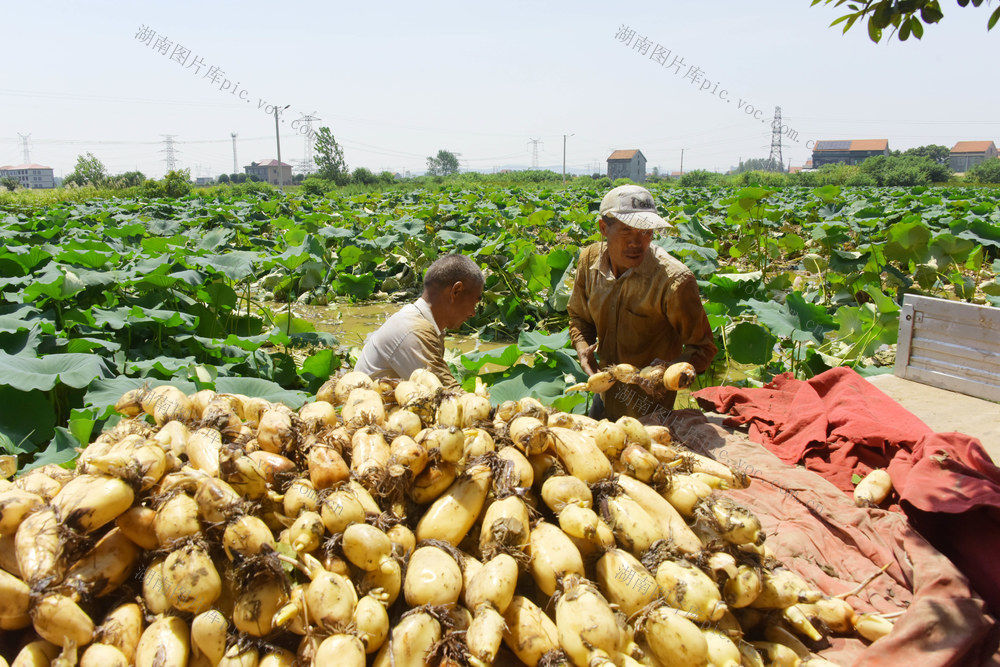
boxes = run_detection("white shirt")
[355,298,458,388]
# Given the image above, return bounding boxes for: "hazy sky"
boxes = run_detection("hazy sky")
[2,1,997,178]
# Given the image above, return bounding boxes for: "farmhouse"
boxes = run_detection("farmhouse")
[607,149,646,183]
[0,163,55,189]
[949,141,998,173]
[810,139,889,167]
[245,159,292,186]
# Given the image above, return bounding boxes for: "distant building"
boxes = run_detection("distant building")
[245,159,292,186]
[0,163,55,189]
[607,149,647,183]
[195,176,214,186]
[811,140,889,167]
[949,141,997,173]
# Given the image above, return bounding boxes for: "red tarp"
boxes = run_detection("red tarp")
[693,367,1000,636]
[662,409,997,666]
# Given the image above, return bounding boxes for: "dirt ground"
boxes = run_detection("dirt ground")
[867,374,1000,465]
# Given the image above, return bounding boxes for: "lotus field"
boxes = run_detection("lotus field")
[1,184,998,468]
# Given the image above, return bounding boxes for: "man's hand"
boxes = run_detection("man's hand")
[576,342,599,376]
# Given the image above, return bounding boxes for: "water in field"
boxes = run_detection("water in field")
[271,298,749,407]
[268,299,512,364]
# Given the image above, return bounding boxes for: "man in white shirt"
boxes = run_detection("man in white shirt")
[355,254,484,390]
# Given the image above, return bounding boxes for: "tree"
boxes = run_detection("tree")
[162,169,192,198]
[64,152,108,187]
[678,170,717,187]
[1,177,18,191]
[301,176,329,196]
[859,154,951,184]
[968,158,1000,183]
[218,174,230,184]
[314,127,348,182]
[352,167,378,185]
[734,157,785,173]
[426,150,460,176]
[812,0,1000,43]
[902,144,951,164]
[114,171,146,188]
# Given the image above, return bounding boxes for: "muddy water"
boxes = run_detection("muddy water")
[276,299,740,409]
[275,299,511,356]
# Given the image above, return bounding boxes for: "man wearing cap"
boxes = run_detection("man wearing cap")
[568,185,717,420]
[355,254,484,390]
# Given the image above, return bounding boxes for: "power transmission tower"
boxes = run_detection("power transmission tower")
[295,114,320,174]
[527,138,543,168]
[231,132,239,174]
[161,135,179,172]
[768,107,783,172]
[17,134,31,163]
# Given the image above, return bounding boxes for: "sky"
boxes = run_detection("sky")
[2,0,998,179]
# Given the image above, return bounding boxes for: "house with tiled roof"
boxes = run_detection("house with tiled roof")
[811,140,889,168]
[949,141,997,173]
[607,149,646,183]
[0,163,55,189]
[245,159,292,186]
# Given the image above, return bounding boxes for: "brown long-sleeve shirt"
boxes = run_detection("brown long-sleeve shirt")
[568,242,717,419]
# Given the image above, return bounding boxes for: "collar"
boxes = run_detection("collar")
[414,297,442,336]
[592,242,652,281]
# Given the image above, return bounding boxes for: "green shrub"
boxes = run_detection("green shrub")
[612,177,635,187]
[162,170,192,198]
[141,180,165,197]
[968,158,1000,184]
[787,170,818,186]
[352,168,378,186]
[736,170,787,188]
[301,176,331,196]
[883,165,929,186]
[811,163,860,186]
[845,173,877,187]
[678,170,717,187]
[860,154,950,185]
[230,180,276,197]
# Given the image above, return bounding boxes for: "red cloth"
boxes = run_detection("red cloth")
[666,409,997,666]
[694,367,1000,618]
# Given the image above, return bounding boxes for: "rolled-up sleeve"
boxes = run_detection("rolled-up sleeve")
[393,327,460,391]
[568,248,597,348]
[665,273,717,373]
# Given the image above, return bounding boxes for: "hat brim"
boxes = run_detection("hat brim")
[608,210,673,231]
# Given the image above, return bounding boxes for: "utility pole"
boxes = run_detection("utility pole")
[680,148,685,176]
[231,132,238,174]
[274,105,290,190]
[562,133,574,184]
